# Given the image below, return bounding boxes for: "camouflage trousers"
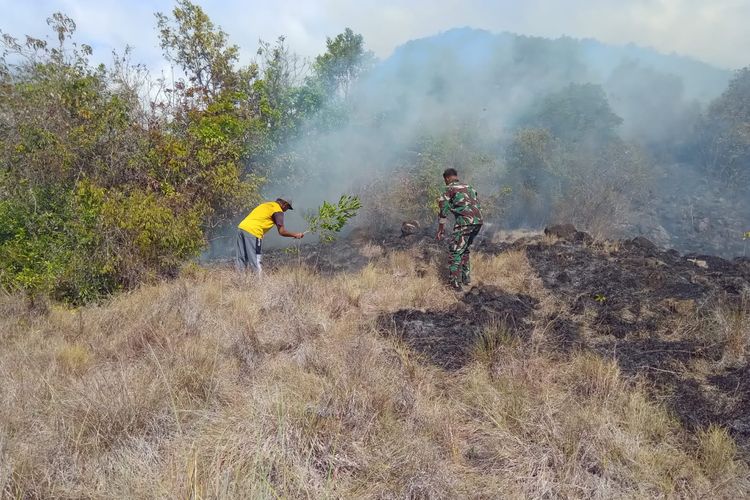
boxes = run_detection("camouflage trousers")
[449,224,482,285]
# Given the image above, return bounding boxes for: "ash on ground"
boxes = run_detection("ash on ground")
[269,223,750,454]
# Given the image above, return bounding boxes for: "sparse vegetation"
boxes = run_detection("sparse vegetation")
[1,248,748,497]
[708,293,750,364]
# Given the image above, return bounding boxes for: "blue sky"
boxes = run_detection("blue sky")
[1,0,748,71]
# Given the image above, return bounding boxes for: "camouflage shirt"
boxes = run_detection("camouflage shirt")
[438,181,483,226]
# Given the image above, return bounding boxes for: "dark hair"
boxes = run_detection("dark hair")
[443,168,458,179]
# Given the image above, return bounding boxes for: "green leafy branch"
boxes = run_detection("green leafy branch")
[304,195,362,243]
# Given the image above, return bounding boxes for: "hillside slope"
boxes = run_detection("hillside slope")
[382,28,729,99]
[2,228,749,497]
[356,27,731,140]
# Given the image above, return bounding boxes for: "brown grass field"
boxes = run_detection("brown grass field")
[1,244,749,498]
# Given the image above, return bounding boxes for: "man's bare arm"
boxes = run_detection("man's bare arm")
[278,225,304,239]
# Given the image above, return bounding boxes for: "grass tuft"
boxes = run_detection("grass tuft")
[57,343,92,375]
[472,320,519,365]
[711,294,750,364]
[698,424,739,481]
[0,251,748,497]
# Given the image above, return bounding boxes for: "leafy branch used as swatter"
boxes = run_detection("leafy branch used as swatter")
[304,195,362,243]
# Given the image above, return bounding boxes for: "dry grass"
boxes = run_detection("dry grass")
[473,249,542,296]
[709,293,750,365]
[1,250,748,498]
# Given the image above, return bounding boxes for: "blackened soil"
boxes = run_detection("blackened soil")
[524,236,748,339]
[378,286,537,370]
[523,233,750,449]
[274,224,750,452]
[267,226,506,275]
[380,225,750,456]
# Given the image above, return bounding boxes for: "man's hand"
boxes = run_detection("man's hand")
[279,225,305,239]
[436,227,445,241]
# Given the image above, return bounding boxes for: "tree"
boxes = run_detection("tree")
[500,35,587,92]
[313,28,374,99]
[699,67,750,184]
[0,14,162,302]
[506,128,556,189]
[507,84,650,235]
[522,83,622,144]
[0,6,261,303]
[155,0,241,97]
[153,0,262,226]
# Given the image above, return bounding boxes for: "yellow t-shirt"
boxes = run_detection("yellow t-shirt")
[238,201,283,239]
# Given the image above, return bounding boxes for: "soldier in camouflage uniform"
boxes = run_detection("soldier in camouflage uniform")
[436,168,483,290]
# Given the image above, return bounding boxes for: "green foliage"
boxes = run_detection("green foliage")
[700,67,750,184]
[413,132,498,217]
[313,28,374,99]
[0,6,373,303]
[506,84,650,234]
[246,37,327,183]
[506,128,556,189]
[259,28,373,192]
[304,195,362,243]
[523,83,623,144]
[0,179,208,304]
[103,189,205,274]
[155,0,240,96]
[0,6,265,303]
[359,127,508,231]
[0,183,117,304]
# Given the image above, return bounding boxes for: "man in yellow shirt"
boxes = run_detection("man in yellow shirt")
[236,198,304,273]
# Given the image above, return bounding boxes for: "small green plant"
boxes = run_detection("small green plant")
[594,293,607,304]
[743,231,750,240]
[304,195,362,243]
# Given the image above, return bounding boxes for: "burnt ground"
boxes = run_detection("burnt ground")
[268,225,750,452]
[266,225,508,275]
[378,287,537,370]
[520,231,750,446]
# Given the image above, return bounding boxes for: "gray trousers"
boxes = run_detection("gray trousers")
[236,229,262,273]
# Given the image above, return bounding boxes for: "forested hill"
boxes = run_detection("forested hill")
[381,28,730,101]
[355,28,731,146]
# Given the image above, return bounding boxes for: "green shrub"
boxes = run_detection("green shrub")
[0,184,117,304]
